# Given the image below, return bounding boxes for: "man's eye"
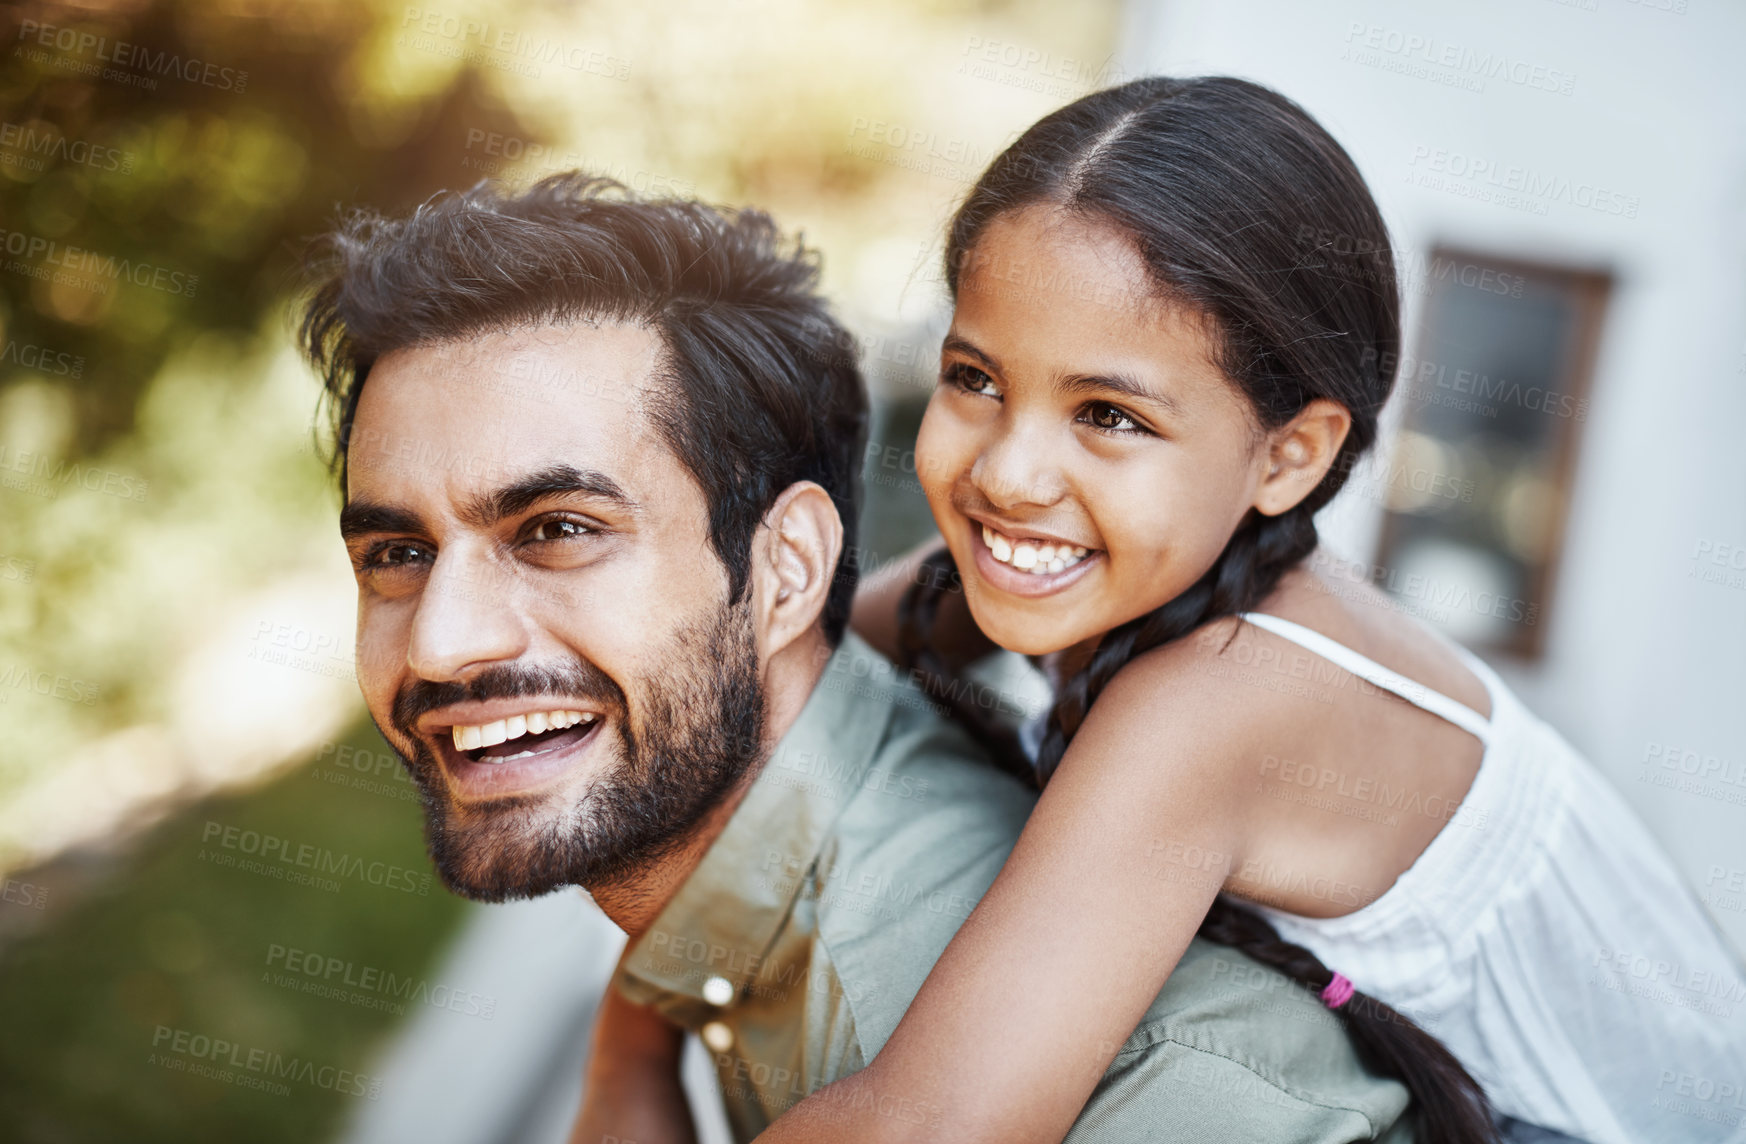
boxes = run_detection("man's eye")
[528,518,594,542]
[944,362,1000,398]
[1082,402,1139,433]
[363,542,433,569]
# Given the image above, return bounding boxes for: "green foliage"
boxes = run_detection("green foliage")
[0,0,537,452]
[0,718,474,1144]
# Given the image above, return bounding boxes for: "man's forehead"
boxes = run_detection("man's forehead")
[346,320,672,504]
[366,320,665,410]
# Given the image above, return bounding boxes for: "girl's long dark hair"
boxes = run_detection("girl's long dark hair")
[901,76,1496,1143]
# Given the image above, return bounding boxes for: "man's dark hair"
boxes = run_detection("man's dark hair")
[297,173,869,644]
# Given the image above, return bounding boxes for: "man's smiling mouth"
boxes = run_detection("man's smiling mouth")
[450,709,598,763]
[425,710,611,802]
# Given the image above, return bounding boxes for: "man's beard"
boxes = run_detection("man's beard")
[380,598,765,902]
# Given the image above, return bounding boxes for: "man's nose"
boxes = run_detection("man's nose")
[968,418,1067,511]
[404,547,529,683]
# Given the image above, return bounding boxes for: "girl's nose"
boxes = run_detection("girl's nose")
[968,422,1066,511]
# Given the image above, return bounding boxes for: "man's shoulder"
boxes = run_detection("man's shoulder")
[813,640,1038,893]
[808,636,1040,849]
[800,640,1039,1053]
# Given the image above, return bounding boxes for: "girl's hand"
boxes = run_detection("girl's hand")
[570,988,698,1144]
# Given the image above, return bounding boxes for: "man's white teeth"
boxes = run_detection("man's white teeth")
[451,710,595,753]
[981,525,1090,576]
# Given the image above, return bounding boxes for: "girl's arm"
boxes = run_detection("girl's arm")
[570,987,698,1144]
[754,646,1253,1144]
[848,536,996,671]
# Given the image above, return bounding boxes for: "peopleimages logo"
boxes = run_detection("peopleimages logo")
[0,446,149,503]
[1,876,48,910]
[0,662,100,706]
[15,21,249,92]
[0,227,198,297]
[397,7,629,81]
[149,1025,379,1099]
[1363,349,1590,422]
[199,821,431,896]
[264,943,497,1020]
[1341,23,1576,96]
[1,337,84,379]
[1407,146,1640,219]
[0,121,135,175]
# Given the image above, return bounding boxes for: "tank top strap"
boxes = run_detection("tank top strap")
[1237,612,1492,745]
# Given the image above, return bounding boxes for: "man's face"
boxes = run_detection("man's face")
[341,321,764,901]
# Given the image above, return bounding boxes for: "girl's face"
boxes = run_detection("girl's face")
[917,205,1339,657]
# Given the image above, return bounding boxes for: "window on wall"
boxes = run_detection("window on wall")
[1368,248,1611,658]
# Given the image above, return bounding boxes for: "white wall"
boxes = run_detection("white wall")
[1118,0,1746,952]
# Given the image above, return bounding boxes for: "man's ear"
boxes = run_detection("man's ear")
[1253,398,1352,517]
[749,481,844,659]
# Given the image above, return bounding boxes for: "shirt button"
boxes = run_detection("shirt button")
[702,975,735,1007]
[700,1021,734,1053]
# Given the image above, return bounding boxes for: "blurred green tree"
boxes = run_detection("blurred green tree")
[0,0,542,454]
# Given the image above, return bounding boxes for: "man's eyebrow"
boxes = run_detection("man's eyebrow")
[339,464,635,543]
[339,502,425,544]
[457,463,636,529]
[1055,370,1184,418]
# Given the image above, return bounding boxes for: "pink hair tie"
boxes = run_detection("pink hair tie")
[1321,972,1356,1010]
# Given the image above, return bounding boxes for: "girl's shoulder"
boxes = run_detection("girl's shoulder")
[1065,612,1303,786]
[1096,613,1305,734]
[1253,563,1494,721]
[1082,560,1493,755]
[1043,619,1279,856]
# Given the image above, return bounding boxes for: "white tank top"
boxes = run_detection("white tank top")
[1235,612,1746,1144]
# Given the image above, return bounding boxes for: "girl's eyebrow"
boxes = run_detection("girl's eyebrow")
[945,331,1185,418]
[942,334,999,370]
[1056,370,1184,418]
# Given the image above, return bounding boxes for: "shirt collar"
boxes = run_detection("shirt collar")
[616,632,896,1022]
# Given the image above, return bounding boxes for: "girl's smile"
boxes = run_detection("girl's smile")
[965,513,1103,599]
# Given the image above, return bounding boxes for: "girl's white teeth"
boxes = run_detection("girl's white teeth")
[451,710,595,755]
[981,525,1089,576]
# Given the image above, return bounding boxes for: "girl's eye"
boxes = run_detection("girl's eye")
[528,517,594,542]
[1082,401,1140,433]
[944,362,1000,398]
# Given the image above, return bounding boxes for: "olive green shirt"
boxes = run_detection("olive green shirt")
[617,634,1413,1142]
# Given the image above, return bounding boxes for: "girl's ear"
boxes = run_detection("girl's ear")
[1253,399,1352,517]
